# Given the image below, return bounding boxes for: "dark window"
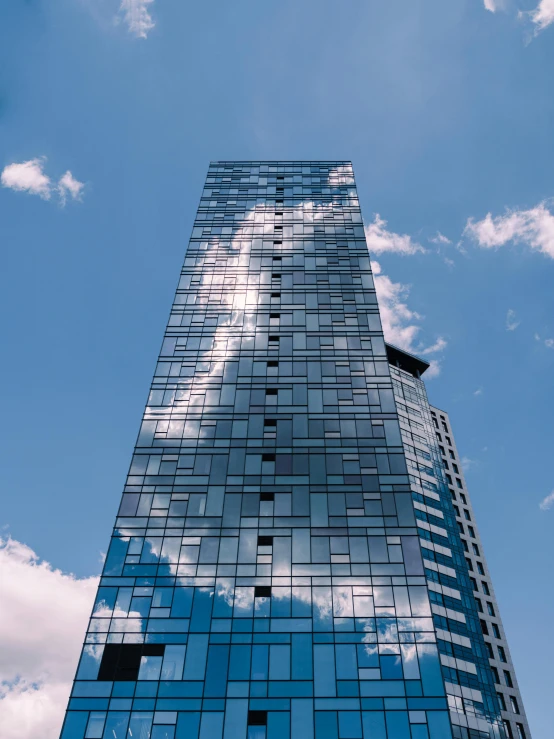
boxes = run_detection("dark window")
[248,711,268,726]
[492,622,501,639]
[98,644,165,681]
[504,670,513,688]
[254,586,271,598]
[480,619,489,636]
[257,536,273,547]
[497,692,507,711]
[262,453,275,462]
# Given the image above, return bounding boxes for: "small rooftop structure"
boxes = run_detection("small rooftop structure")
[385,343,430,378]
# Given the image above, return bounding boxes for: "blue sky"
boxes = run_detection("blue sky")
[1,1,553,737]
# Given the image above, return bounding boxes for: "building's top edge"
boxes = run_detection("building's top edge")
[386,343,430,378]
[429,403,448,415]
[209,160,353,165]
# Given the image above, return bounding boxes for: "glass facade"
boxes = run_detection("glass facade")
[60,161,526,739]
[388,349,530,739]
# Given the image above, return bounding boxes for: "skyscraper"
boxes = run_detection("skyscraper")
[60,161,529,739]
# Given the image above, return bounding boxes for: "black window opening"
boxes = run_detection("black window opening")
[98,643,165,681]
[267,361,278,368]
[258,535,273,547]
[268,336,279,343]
[262,453,276,462]
[260,492,274,501]
[248,711,268,726]
[265,389,278,396]
[271,293,281,298]
[270,313,280,319]
[271,273,282,279]
[264,419,277,427]
[254,586,272,598]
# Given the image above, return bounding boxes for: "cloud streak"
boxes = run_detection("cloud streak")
[506,309,520,332]
[539,490,554,511]
[0,537,98,739]
[464,201,554,259]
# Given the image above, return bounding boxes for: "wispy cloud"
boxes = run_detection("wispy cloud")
[0,537,98,739]
[420,337,448,355]
[365,215,425,255]
[58,171,84,205]
[474,387,484,396]
[464,201,554,259]
[484,0,497,11]
[534,332,554,348]
[539,490,554,511]
[1,158,52,199]
[429,231,452,245]
[118,0,155,38]
[506,309,520,332]
[461,456,475,472]
[521,0,554,34]
[1,158,84,206]
[372,259,445,376]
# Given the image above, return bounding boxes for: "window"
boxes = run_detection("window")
[470,577,478,591]
[475,598,483,613]
[460,493,467,504]
[487,602,496,617]
[485,641,494,659]
[452,462,459,473]
[98,644,165,682]
[449,450,455,459]
[472,543,480,555]
[456,478,463,488]
[446,435,452,445]
[510,696,520,714]
[498,646,507,662]
[468,525,475,538]
[491,665,500,683]
[497,692,507,711]
[453,505,460,517]
[442,421,448,432]
[480,619,489,636]
[464,509,471,521]
[493,623,501,639]
[516,724,527,739]
[446,473,453,484]
[477,561,485,575]
[439,445,445,455]
[503,721,514,739]
[482,581,491,595]
[504,670,513,688]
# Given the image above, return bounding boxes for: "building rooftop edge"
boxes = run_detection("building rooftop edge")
[385,343,430,378]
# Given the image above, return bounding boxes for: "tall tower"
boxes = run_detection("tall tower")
[60,162,526,739]
[387,345,530,739]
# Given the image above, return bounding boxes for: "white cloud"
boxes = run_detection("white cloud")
[474,387,483,396]
[372,260,445,376]
[0,537,98,739]
[1,158,84,205]
[539,490,554,511]
[429,231,452,245]
[522,0,554,34]
[1,158,52,199]
[464,201,554,259]
[365,214,425,255]
[506,309,520,332]
[58,171,84,205]
[119,0,155,38]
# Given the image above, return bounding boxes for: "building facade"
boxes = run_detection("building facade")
[387,347,530,739]
[60,161,529,739]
